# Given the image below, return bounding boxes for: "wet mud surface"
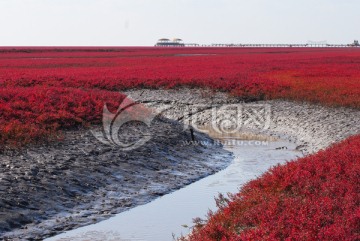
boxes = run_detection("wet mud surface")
[1,88,359,240]
[0,117,232,240]
[126,89,360,154]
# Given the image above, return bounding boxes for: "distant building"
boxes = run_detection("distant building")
[155,38,185,47]
[348,40,359,47]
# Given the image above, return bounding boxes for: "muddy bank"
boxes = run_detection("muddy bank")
[126,89,360,154]
[46,139,301,241]
[1,88,359,240]
[0,117,232,240]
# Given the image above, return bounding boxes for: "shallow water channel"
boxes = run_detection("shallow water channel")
[47,134,301,241]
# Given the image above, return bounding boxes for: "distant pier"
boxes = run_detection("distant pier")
[155,39,360,48]
[208,43,358,48]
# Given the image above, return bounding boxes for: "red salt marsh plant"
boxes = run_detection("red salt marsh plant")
[0,47,359,240]
[184,135,360,241]
[0,86,124,148]
[0,47,359,146]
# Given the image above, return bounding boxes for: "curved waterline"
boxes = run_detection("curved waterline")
[46,136,301,241]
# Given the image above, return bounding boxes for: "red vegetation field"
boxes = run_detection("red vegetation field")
[0,86,123,147]
[1,47,360,148]
[186,135,360,241]
[1,47,359,239]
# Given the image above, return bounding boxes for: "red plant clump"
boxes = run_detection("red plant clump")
[185,135,360,241]
[0,86,124,148]
[0,47,359,147]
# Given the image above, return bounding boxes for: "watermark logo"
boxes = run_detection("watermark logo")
[182,139,270,147]
[91,97,157,151]
[184,104,271,135]
[92,92,271,151]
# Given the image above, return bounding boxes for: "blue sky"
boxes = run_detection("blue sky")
[0,0,359,46]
